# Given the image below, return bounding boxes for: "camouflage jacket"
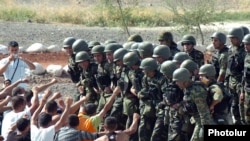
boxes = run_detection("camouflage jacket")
[187,48,204,67]
[183,82,214,125]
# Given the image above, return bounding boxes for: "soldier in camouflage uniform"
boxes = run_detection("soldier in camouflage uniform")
[158,31,180,59]
[75,51,99,104]
[160,61,191,141]
[199,64,231,125]
[91,45,113,115]
[241,34,250,124]
[180,35,204,67]
[137,42,154,59]
[173,68,214,141]
[172,52,191,67]
[138,58,168,141]
[123,51,143,141]
[210,32,229,82]
[152,45,171,70]
[63,37,79,83]
[109,48,129,130]
[180,59,199,81]
[226,27,246,125]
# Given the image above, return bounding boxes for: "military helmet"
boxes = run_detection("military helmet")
[72,39,89,54]
[113,48,128,62]
[227,27,244,41]
[128,34,143,42]
[104,39,117,45]
[63,37,76,48]
[158,31,173,41]
[180,59,198,72]
[123,51,140,67]
[123,41,135,50]
[160,61,178,77]
[91,45,105,54]
[137,42,154,58]
[181,35,196,45]
[199,64,216,77]
[152,45,171,60]
[172,52,190,64]
[172,68,191,82]
[242,34,250,44]
[140,58,158,71]
[211,32,226,44]
[104,43,123,53]
[130,42,140,51]
[240,26,250,36]
[88,41,101,49]
[75,51,90,63]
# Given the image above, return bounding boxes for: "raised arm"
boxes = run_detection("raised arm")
[69,96,88,114]
[19,57,36,70]
[98,86,120,119]
[0,78,29,99]
[0,96,12,112]
[0,55,14,75]
[33,78,58,93]
[123,113,140,135]
[54,97,72,132]
[31,89,52,126]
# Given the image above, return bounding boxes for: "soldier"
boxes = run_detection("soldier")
[152,45,171,70]
[158,31,180,58]
[137,42,154,59]
[199,64,231,125]
[91,45,112,114]
[180,35,204,67]
[210,32,229,82]
[128,34,143,42]
[123,51,143,141]
[180,59,199,81]
[138,58,167,141]
[226,27,246,125]
[173,68,214,141]
[75,51,99,104]
[241,34,250,124]
[160,61,189,141]
[109,48,129,130]
[172,52,191,67]
[62,37,78,83]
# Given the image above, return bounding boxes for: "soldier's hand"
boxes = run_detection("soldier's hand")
[209,105,214,114]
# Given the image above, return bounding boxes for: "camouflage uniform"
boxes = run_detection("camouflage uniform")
[214,46,229,78]
[187,48,204,67]
[242,34,250,124]
[226,44,246,124]
[138,71,168,141]
[173,68,214,141]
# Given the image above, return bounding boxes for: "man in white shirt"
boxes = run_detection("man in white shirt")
[0,41,35,90]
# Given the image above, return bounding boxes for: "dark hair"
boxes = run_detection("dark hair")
[84,103,97,116]
[12,86,24,96]
[24,89,33,103]
[8,41,19,47]
[38,112,52,127]
[16,118,30,131]
[45,100,58,114]
[104,116,117,130]
[11,96,25,110]
[68,114,79,127]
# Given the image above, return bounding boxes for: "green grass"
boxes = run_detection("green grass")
[0,0,249,27]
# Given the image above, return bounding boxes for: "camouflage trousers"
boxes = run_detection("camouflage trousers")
[229,77,244,124]
[151,115,168,141]
[244,90,250,124]
[110,96,127,130]
[190,116,203,141]
[139,115,156,141]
